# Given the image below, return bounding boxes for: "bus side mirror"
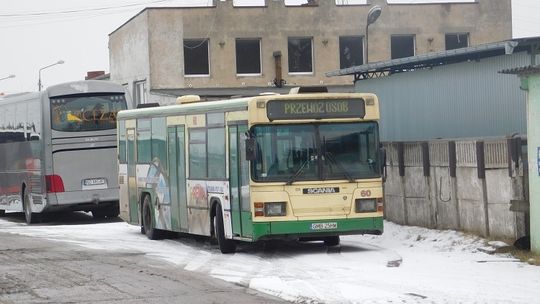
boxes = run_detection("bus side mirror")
[380,147,387,182]
[245,138,257,161]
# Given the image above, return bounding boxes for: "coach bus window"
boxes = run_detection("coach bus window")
[50,93,126,132]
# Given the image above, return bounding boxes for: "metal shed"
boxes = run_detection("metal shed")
[327,37,540,142]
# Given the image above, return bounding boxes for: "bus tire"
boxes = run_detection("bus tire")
[22,188,41,224]
[0,210,5,217]
[142,194,163,240]
[214,204,236,254]
[92,205,119,219]
[324,236,340,247]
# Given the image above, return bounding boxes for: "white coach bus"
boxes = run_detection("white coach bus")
[0,80,129,224]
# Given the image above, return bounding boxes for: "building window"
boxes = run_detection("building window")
[445,33,469,50]
[288,37,313,73]
[339,36,364,69]
[391,35,415,59]
[134,80,146,104]
[236,39,261,75]
[184,39,209,76]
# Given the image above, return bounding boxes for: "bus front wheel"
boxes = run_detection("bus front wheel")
[213,204,236,254]
[142,195,163,240]
[22,188,40,224]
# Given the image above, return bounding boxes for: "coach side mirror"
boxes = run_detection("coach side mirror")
[246,138,257,161]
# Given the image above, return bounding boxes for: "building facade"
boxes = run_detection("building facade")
[109,0,511,105]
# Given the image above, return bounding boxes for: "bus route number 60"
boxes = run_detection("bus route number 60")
[360,190,371,197]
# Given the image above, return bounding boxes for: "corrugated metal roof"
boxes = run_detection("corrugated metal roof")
[326,36,540,78]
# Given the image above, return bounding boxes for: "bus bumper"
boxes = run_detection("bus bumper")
[251,216,384,241]
[46,188,119,211]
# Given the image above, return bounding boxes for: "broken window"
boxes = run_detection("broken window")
[236,38,261,75]
[288,37,313,73]
[391,35,415,59]
[445,33,469,50]
[184,39,209,76]
[339,36,364,68]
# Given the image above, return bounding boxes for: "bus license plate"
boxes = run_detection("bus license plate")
[310,222,337,230]
[83,178,106,186]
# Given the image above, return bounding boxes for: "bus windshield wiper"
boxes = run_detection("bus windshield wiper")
[325,151,355,183]
[286,158,310,185]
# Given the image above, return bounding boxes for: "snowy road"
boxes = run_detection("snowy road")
[1,213,539,304]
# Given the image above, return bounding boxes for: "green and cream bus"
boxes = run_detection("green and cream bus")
[118,89,384,253]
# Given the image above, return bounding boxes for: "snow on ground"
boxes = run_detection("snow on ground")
[1,216,539,304]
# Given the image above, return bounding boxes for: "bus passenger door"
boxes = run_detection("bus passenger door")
[127,129,139,224]
[168,125,188,232]
[229,125,252,238]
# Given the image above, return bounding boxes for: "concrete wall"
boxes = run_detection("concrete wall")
[109,0,511,94]
[383,137,528,241]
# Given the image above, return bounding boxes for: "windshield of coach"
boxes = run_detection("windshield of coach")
[50,93,127,132]
[251,122,380,182]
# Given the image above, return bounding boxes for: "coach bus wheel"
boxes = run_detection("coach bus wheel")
[142,195,163,240]
[92,205,120,220]
[213,204,236,254]
[324,236,340,247]
[22,188,41,224]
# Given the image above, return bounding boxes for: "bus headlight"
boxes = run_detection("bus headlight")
[355,199,377,213]
[264,202,287,217]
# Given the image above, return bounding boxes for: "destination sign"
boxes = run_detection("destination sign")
[266,99,365,121]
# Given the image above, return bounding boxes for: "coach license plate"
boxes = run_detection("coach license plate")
[310,222,338,230]
[83,178,106,186]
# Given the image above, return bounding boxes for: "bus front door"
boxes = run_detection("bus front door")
[168,126,188,232]
[127,129,139,224]
[229,125,252,238]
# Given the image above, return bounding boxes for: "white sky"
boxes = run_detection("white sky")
[0,0,539,94]
[1,217,539,303]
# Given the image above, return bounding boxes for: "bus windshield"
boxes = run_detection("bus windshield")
[50,93,127,132]
[251,122,380,183]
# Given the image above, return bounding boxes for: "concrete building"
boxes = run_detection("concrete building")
[108,0,511,106]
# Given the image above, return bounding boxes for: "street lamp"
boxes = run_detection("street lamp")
[38,60,65,91]
[0,74,15,82]
[365,5,382,64]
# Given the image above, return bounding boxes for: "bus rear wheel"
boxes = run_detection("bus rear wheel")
[324,236,340,247]
[213,204,236,254]
[142,195,163,240]
[23,188,40,224]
